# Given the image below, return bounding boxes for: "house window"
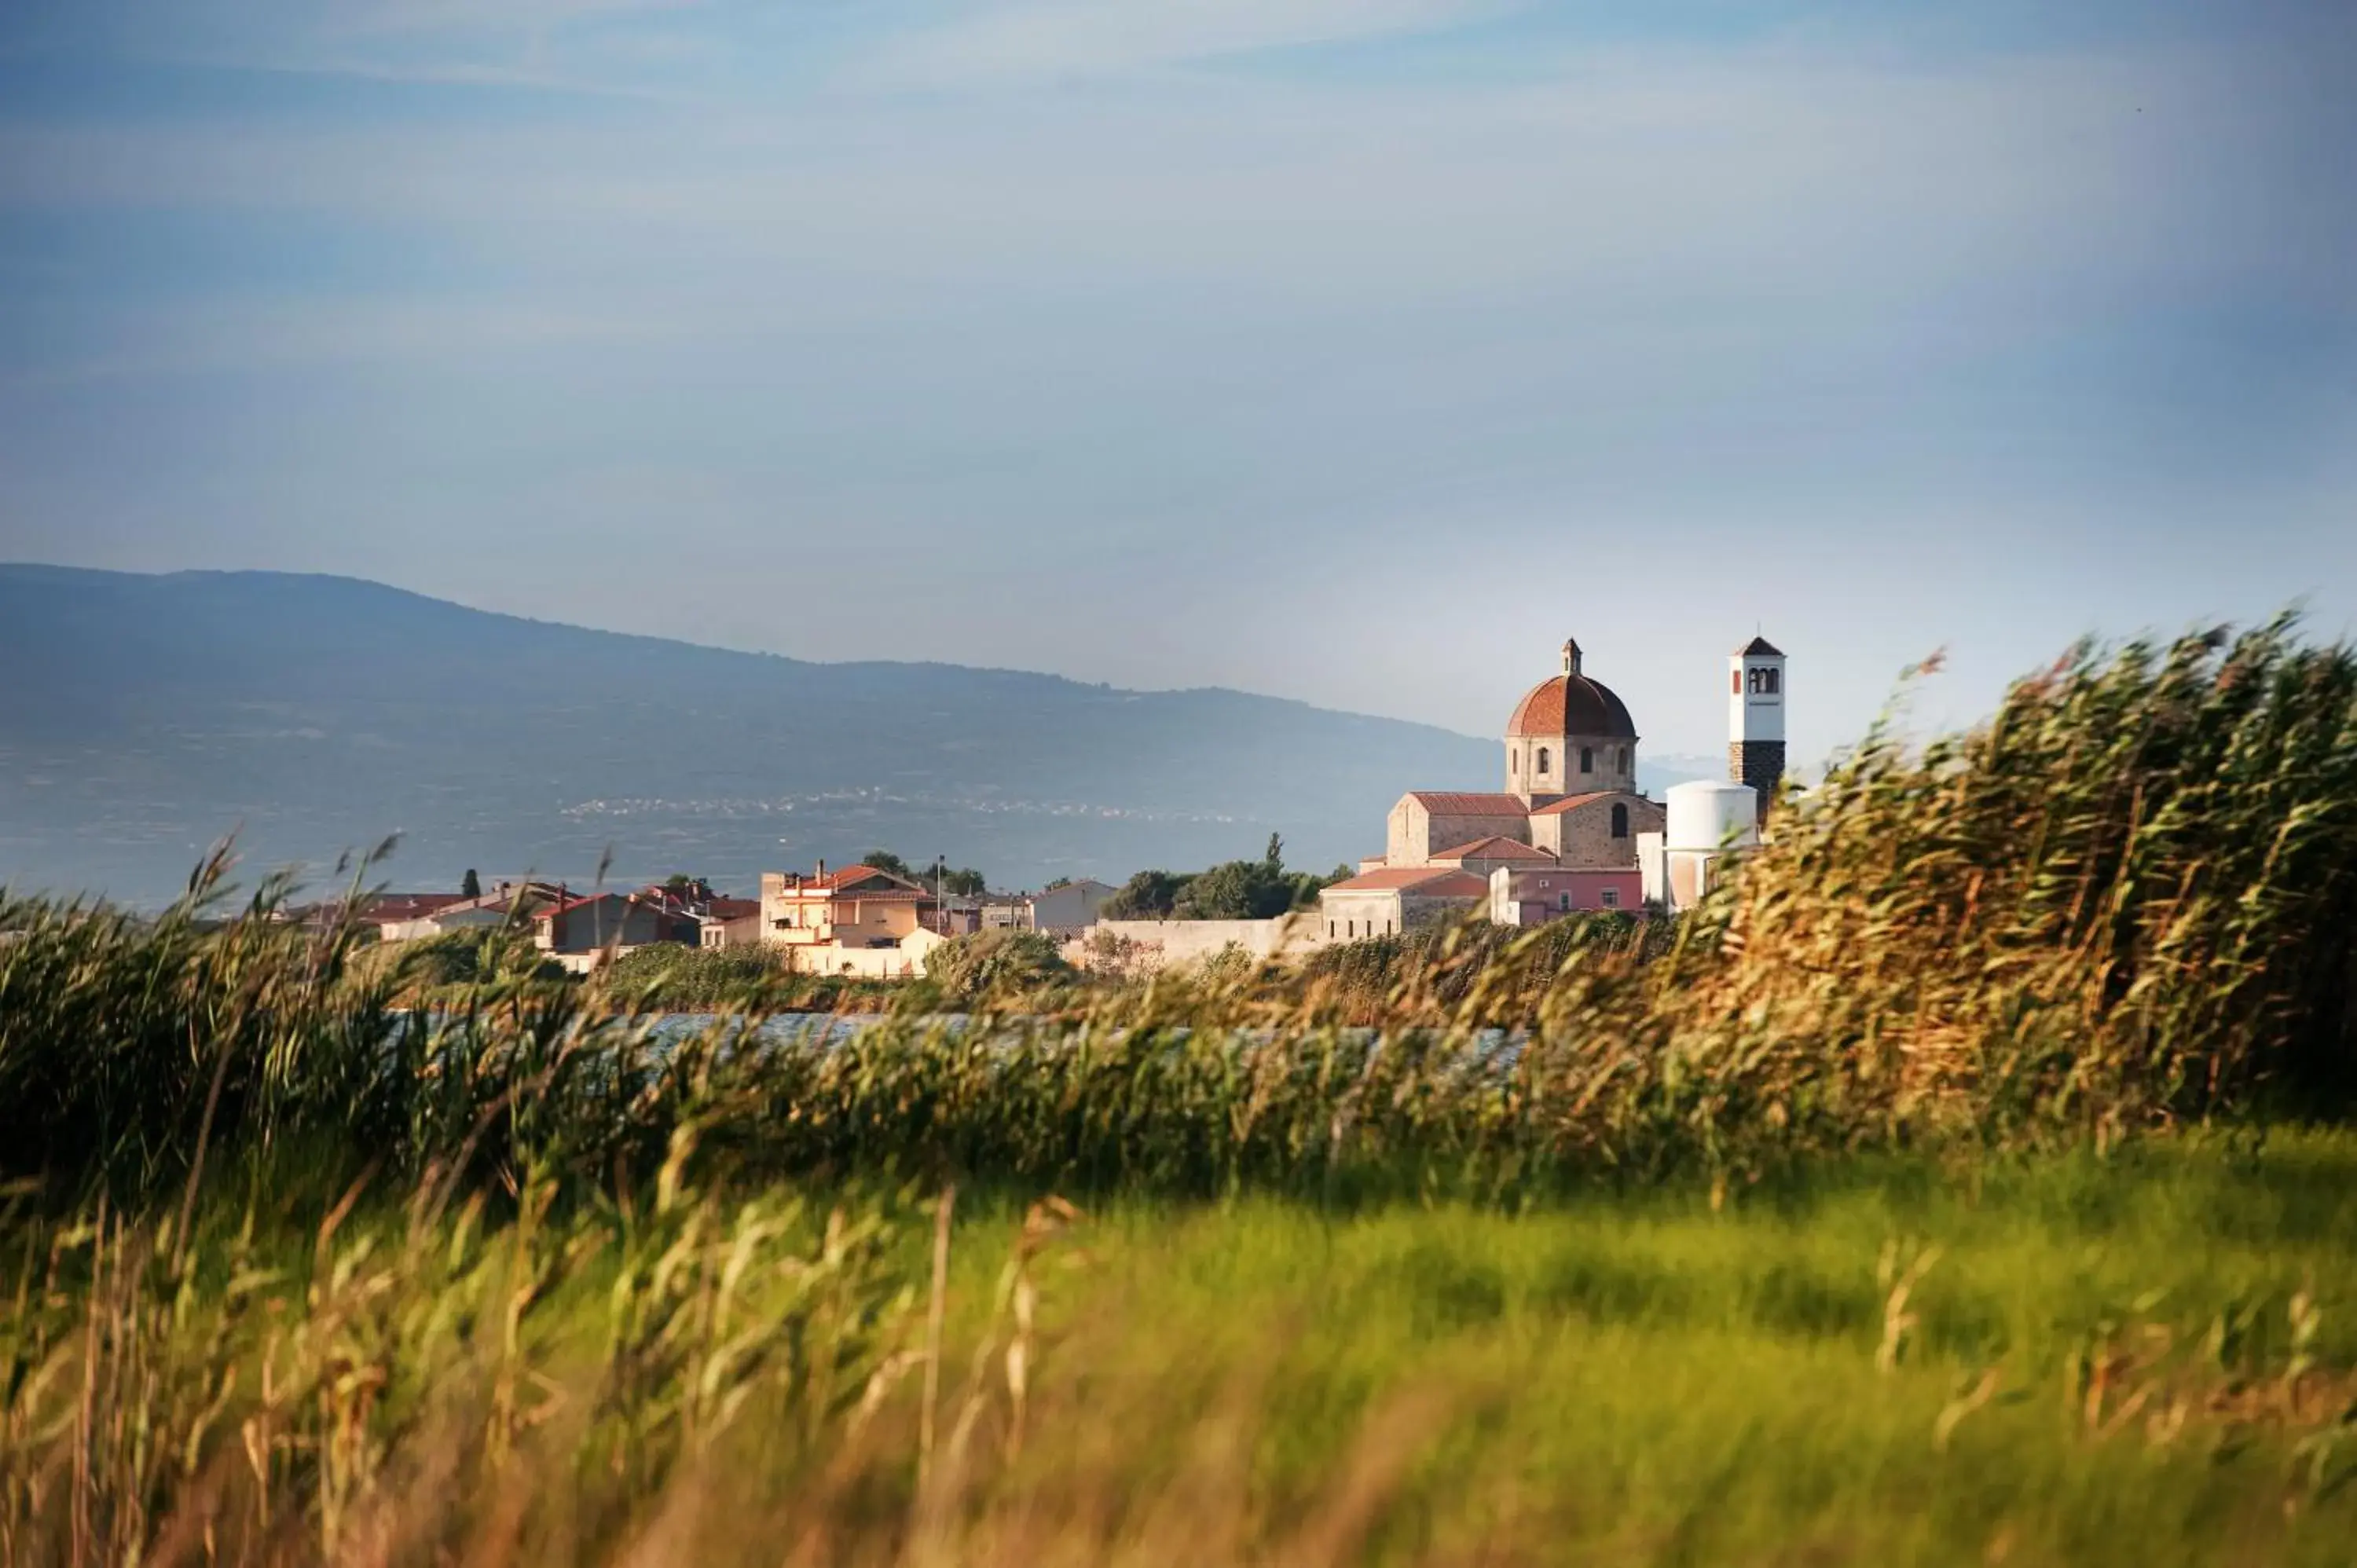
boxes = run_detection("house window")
[1537,746,1550,775]
[1329,921,1336,938]
[1580,746,1593,774]
[1601,888,1620,908]
[1347,919,1356,938]
[1557,892,1570,912]
[1611,804,1629,838]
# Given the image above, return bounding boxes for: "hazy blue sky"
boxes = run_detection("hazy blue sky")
[2,0,2351,763]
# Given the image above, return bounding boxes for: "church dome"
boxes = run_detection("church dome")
[1506,639,1637,738]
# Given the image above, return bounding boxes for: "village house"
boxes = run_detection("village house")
[695,897,763,949]
[379,880,569,941]
[532,891,683,973]
[1315,867,1490,940]
[299,891,466,942]
[1027,878,1116,934]
[980,879,1117,936]
[757,861,946,978]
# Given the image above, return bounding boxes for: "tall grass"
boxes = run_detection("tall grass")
[1,617,2354,1562]
[2,620,2352,1207]
[4,1146,2355,1565]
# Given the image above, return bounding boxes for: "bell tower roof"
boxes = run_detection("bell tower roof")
[1561,637,1583,676]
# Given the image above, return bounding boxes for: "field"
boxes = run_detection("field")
[3,620,2355,1564]
[6,1143,2355,1565]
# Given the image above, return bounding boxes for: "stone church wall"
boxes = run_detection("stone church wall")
[1388,797,1534,866]
[1545,792,1666,870]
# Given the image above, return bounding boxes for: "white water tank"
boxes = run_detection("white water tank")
[1666,780,1759,852]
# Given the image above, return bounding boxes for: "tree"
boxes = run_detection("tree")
[1265,833,1285,869]
[940,866,987,897]
[1171,857,1294,921]
[1103,869,1187,920]
[860,850,917,881]
[460,868,482,899]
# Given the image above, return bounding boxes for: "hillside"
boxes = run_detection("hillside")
[0,565,1608,906]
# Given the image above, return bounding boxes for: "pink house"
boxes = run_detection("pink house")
[1489,866,1640,925]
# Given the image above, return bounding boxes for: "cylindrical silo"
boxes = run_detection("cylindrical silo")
[1665,780,1759,852]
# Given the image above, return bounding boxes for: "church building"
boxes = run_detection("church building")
[1320,638,1669,933]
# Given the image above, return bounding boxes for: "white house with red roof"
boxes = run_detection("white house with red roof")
[1325,637,1667,932]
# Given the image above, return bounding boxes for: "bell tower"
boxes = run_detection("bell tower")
[1728,636,1786,819]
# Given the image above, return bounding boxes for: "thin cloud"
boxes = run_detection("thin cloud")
[852,0,1519,87]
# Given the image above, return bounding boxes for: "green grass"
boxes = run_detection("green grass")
[6,1141,2354,1565]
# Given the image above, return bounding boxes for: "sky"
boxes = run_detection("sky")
[1,0,2351,765]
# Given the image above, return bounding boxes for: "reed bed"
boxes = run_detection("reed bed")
[1,617,2354,1563]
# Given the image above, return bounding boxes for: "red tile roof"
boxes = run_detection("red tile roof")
[426,883,569,918]
[775,865,930,896]
[1323,866,1491,896]
[1405,791,1528,816]
[1407,871,1489,899]
[1530,790,1616,816]
[1430,836,1556,863]
[536,891,647,919]
[1505,672,1637,740]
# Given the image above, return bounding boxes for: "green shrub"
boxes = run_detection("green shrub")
[929,929,1073,1003]
[398,927,563,987]
[601,942,787,1009]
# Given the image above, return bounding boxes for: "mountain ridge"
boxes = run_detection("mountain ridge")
[5,564,1611,907]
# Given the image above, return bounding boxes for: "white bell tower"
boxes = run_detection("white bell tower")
[1728,636,1786,818]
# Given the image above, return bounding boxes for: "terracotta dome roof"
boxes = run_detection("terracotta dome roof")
[1506,672,1637,739]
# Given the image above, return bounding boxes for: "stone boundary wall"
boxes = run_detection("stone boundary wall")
[779,929,943,980]
[1064,913,1329,975]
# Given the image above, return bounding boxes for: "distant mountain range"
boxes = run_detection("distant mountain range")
[0,566,1716,908]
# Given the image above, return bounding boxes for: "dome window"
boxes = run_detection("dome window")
[1611,803,1629,838]
[1537,746,1551,775]
[1579,746,1593,775]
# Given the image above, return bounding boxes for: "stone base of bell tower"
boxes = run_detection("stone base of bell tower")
[1729,741,1785,819]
